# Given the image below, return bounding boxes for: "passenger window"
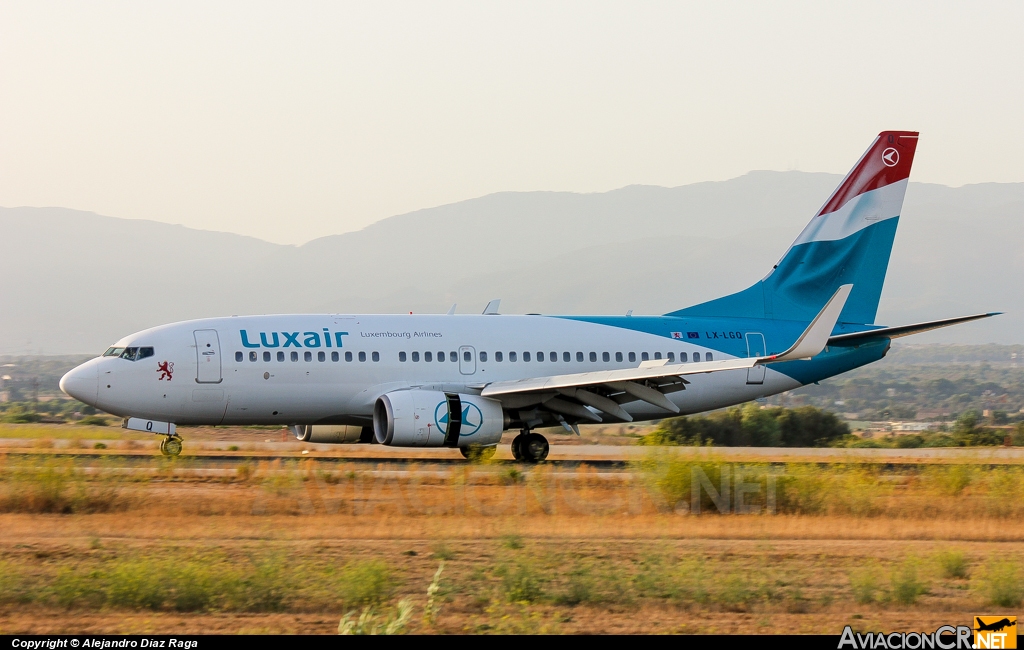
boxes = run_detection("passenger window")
[425,352,433,362]
[373,352,380,362]
[138,347,154,360]
[706,352,713,361]
[496,351,503,362]
[576,352,584,362]
[641,352,649,361]
[291,351,299,362]
[412,351,420,362]
[667,352,675,362]
[654,352,662,360]
[331,351,339,362]
[359,351,367,362]
[399,351,407,362]
[464,351,471,362]
[510,351,517,362]
[318,351,325,362]
[550,352,557,362]
[629,352,636,362]
[304,351,312,362]
[235,351,243,362]
[602,352,610,362]
[589,352,597,362]
[681,352,688,362]
[450,351,457,362]
[524,352,531,362]
[437,351,445,362]
[563,352,570,362]
[278,351,285,362]
[615,352,623,362]
[536,352,543,362]
[263,351,271,362]
[345,351,353,362]
[250,351,258,362]
[480,351,488,362]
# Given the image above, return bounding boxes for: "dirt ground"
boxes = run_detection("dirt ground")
[1,427,1020,635]
[0,512,1019,635]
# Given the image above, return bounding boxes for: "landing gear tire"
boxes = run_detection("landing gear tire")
[521,433,549,463]
[511,434,526,461]
[460,445,497,461]
[160,435,183,457]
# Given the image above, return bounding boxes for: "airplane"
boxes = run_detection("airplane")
[60,131,996,460]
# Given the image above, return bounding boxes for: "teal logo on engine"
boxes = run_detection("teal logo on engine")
[434,401,484,436]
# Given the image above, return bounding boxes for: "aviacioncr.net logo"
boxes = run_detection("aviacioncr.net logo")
[434,401,484,436]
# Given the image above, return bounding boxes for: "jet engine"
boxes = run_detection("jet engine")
[373,390,507,447]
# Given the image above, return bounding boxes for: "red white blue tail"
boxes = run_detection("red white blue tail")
[672,131,919,325]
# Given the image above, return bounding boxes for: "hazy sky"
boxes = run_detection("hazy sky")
[2,1,1022,245]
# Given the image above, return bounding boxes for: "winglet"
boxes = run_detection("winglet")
[766,284,852,362]
[483,299,501,315]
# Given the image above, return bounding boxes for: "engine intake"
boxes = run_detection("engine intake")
[373,390,506,447]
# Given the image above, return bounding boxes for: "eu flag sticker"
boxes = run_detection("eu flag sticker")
[687,332,700,339]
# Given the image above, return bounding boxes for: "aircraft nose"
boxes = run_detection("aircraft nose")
[60,363,98,405]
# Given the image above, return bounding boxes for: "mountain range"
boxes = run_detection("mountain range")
[2,171,1021,354]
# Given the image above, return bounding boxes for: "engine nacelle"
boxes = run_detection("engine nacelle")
[373,390,506,447]
[293,425,372,444]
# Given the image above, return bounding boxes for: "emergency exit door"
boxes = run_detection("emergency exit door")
[194,330,222,383]
[459,346,476,375]
[746,332,766,384]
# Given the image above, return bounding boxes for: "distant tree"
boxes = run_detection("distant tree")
[640,404,848,448]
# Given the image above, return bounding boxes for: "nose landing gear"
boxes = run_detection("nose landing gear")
[159,435,183,457]
[511,430,549,463]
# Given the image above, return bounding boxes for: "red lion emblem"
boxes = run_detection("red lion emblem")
[157,361,174,381]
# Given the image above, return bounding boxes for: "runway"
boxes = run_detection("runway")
[2,437,1023,465]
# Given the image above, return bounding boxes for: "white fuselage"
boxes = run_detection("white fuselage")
[60,313,800,428]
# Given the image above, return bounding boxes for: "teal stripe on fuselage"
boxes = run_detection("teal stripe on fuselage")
[552,315,890,387]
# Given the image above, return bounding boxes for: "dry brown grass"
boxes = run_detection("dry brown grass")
[2,453,1022,634]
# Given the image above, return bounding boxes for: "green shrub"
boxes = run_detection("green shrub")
[337,560,395,608]
[978,560,1022,607]
[501,533,524,550]
[889,559,926,605]
[849,564,880,604]
[78,415,109,426]
[935,549,969,579]
[497,560,543,603]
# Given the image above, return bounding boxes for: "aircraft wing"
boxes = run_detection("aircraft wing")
[827,313,999,344]
[479,285,852,425]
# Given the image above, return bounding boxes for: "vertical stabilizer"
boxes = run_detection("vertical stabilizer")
[670,131,919,324]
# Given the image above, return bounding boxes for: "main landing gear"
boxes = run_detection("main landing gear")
[511,430,549,463]
[159,434,183,457]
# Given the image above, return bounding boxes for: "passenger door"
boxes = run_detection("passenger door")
[194,330,222,383]
[745,332,766,385]
[459,346,476,375]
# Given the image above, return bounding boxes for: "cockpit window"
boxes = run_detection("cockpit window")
[103,347,125,357]
[116,346,155,361]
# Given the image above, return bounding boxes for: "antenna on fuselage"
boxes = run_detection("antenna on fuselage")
[482,299,501,315]
[446,304,457,315]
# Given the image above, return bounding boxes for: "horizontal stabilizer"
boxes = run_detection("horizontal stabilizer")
[827,313,1000,344]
